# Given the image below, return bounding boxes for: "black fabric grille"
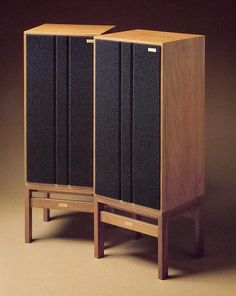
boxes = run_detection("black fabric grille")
[95,40,161,209]
[26,35,93,186]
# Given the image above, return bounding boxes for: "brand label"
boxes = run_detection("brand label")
[86,39,94,43]
[148,47,157,53]
[59,203,68,208]
[124,221,133,227]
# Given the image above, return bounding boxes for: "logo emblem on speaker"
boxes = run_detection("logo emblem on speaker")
[148,48,157,53]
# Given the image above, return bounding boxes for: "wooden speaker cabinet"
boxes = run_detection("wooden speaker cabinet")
[93,30,205,279]
[24,24,114,243]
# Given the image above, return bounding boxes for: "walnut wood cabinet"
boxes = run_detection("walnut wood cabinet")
[24,24,114,242]
[93,29,205,279]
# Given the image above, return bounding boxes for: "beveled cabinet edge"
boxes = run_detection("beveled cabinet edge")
[24,24,115,36]
[94,30,203,46]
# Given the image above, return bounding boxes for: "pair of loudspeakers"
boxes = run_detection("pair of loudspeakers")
[25,24,205,279]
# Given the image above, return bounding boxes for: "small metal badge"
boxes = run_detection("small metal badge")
[124,221,133,227]
[148,47,157,53]
[59,203,68,208]
[86,39,94,44]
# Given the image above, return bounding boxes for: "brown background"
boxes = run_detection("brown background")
[0,0,235,295]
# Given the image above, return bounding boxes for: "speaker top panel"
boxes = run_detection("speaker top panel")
[95,29,204,46]
[24,23,115,36]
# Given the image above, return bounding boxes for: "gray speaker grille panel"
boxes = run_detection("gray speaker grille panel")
[26,35,55,183]
[26,35,93,186]
[133,44,160,209]
[95,40,121,199]
[95,40,161,209]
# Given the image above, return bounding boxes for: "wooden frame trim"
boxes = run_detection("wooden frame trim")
[25,185,94,243]
[101,211,158,237]
[165,196,201,217]
[94,30,204,46]
[26,182,93,196]
[94,196,203,280]
[96,194,161,219]
[24,24,115,36]
[31,197,94,213]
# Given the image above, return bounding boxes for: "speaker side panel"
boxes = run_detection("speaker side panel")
[133,44,161,209]
[69,36,93,186]
[95,40,121,199]
[26,35,55,184]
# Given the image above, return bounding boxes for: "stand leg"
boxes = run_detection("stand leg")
[94,201,104,258]
[158,213,169,280]
[195,197,204,258]
[43,193,50,222]
[25,188,32,243]
[132,214,142,240]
